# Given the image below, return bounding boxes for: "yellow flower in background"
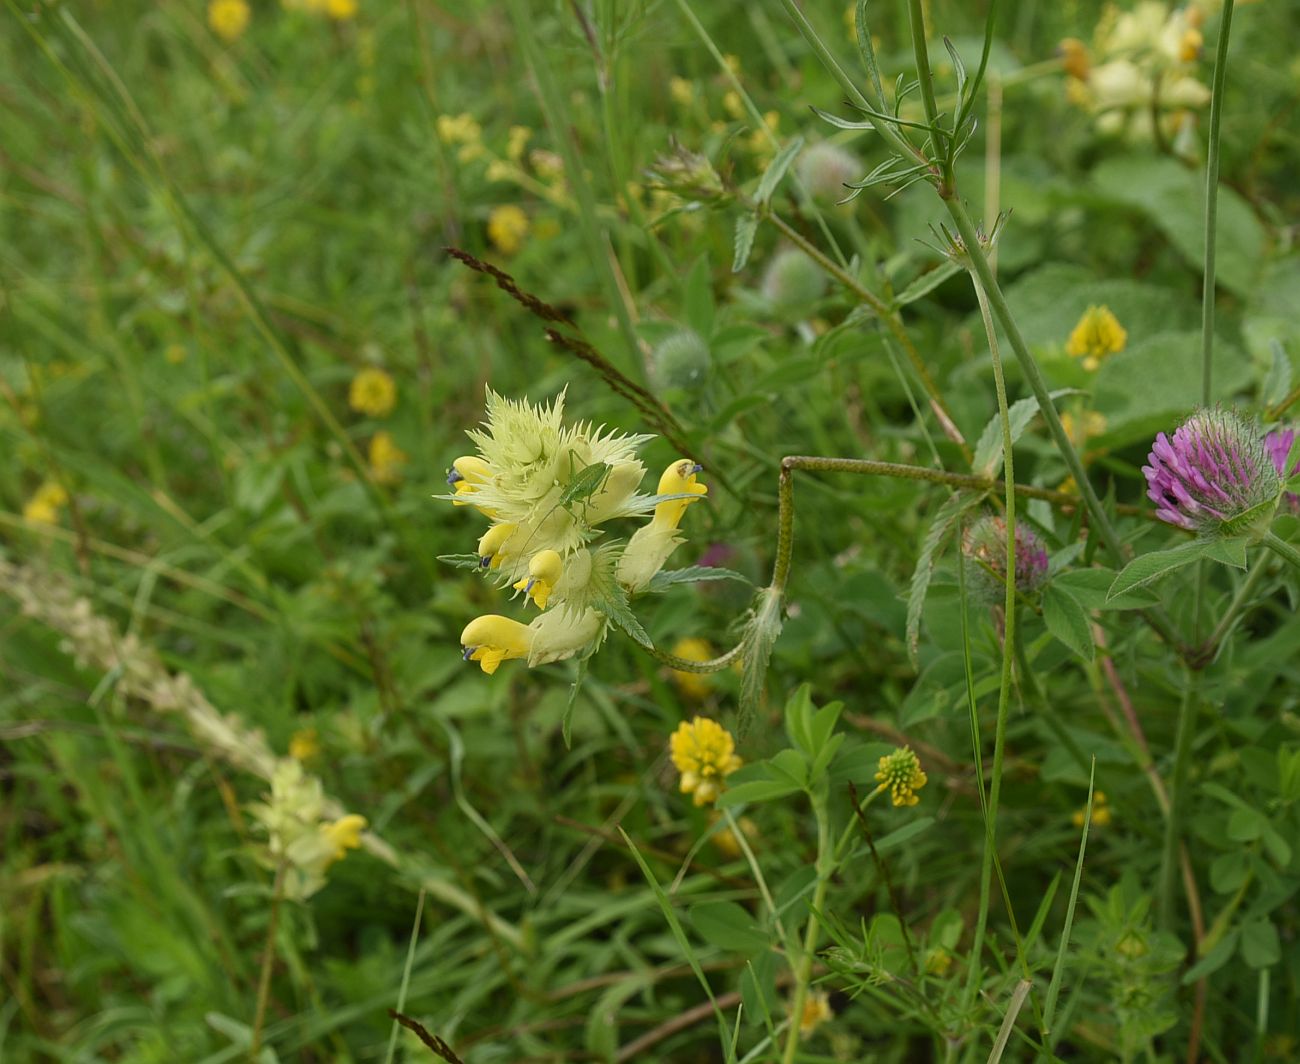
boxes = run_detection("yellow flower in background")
[326,0,358,19]
[1073,790,1111,828]
[209,0,250,41]
[669,77,695,107]
[800,989,833,1034]
[23,481,69,525]
[875,746,928,807]
[669,716,742,806]
[722,91,744,119]
[1066,304,1127,370]
[670,636,715,701]
[322,814,367,861]
[368,430,407,485]
[487,205,530,255]
[529,149,564,182]
[436,112,482,150]
[289,727,320,761]
[709,811,758,858]
[348,367,396,418]
[506,125,532,161]
[1061,409,1108,450]
[165,343,188,365]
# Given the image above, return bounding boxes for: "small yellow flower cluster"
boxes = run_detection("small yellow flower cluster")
[250,759,367,899]
[449,390,707,677]
[1072,790,1112,828]
[436,112,484,163]
[875,746,928,807]
[282,0,358,20]
[368,430,407,485]
[1061,409,1109,449]
[799,988,834,1035]
[487,205,530,256]
[289,727,321,761]
[23,480,69,526]
[348,366,397,418]
[1066,305,1127,370]
[669,716,742,806]
[208,0,251,42]
[1061,1,1211,146]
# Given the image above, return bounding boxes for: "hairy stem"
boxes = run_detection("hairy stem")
[1201,0,1236,405]
[781,795,832,1064]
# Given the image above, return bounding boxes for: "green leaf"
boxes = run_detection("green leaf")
[1240,920,1281,969]
[738,587,783,734]
[754,136,804,207]
[1209,853,1249,894]
[732,212,758,273]
[1106,539,1215,601]
[437,553,487,571]
[854,0,885,103]
[783,684,815,753]
[893,260,961,307]
[1042,585,1095,662]
[768,749,809,787]
[971,389,1077,479]
[872,816,935,854]
[1263,339,1292,407]
[690,901,770,954]
[1182,931,1238,985]
[561,655,589,749]
[716,778,802,808]
[907,492,983,665]
[1053,568,1159,610]
[646,566,751,592]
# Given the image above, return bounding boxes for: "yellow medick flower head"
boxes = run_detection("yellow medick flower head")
[1072,790,1111,828]
[1061,409,1108,450]
[436,112,481,145]
[669,716,742,806]
[487,204,530,255]
[485,159,513,184]
[669,77,695,107]
[513,550,563,609]
[368,430,407,485]
[1066,304,1127,370]
[326,0,358,19]
[348,366,397,417]
[23,481,69,525]
[322,814,367,861]
[506,125,532,162]
[208,0,251,41]
[875,746,928,807]
[670,636,715,701]
[723,90,745,120]
[799,988,834,1034]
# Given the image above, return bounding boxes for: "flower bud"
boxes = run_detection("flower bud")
[651,329,712,391]
[962,515,1050,601]
[796,141,861,203]
[761,248,827,313]
[649,139,726,203]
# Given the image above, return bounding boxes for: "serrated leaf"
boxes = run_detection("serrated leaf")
[907,492,983,665]
[646,566,751,592]
[738,587,783,734]
[1053,568,1160,610]
[1263,339,1292,407]
[854,0,885,103]
[971,389,1077,479]
[732,212,758,273]
[437,553,488,571]
[754,136,804,207]
[591,569,653,649]
[1042,585,1094,662]
[1106,539,1214,601]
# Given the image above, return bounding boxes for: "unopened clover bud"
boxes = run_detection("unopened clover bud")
[962,515,1050,602]
[651,329,712,391]
[761,248,827,313]
[513,550,563,609]
[796,141,861,203]
[874,746,928,807]
[1144,410,1282,537]
[650,139,726,203]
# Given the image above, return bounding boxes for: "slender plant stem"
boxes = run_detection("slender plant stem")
[250,861,287,1060]
[906,0,943,148]
[1199,552,1272,660]
[1160,673,1201,929]
[1201,0,1236,405]
[1263,531,1300,572]
[961,275,1018,1012]
[781,796,832,1064]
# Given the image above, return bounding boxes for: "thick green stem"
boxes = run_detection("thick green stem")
[1263,531,1300,573]
[782,796,832,1064]
[1199,552,1272,662]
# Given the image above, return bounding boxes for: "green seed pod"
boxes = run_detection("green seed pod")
[761,248,826,313]
[651,329,712,391]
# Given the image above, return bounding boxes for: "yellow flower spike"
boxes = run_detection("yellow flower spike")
[874,746,928,807]
[23,481,69,525]
[348,366,397,417]
[447,455,493,505]
[669,717,742,807]
[1066,305,1127,371]
[460,614,532,675]
[476,522,518,569]
[652,459,708,530]
[322,814,367,863]
[513,550,563,609]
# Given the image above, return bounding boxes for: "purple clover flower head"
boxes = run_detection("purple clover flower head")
[1143,410,1282,535]
[1264,426,1300,514]
[962,515,1050,602]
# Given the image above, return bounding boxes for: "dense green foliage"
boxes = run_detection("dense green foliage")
[3,0,1300,1061]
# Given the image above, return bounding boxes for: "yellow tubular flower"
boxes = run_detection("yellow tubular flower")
[477,522,518,569]
[653,459,708,529]
[1066,305,1127,370]
[323,814,367,862]
[617,460,708,593]
[448,455,493,505]
[461,614,532,675]
[348,367,397,417]
[513,550,563,609]
[875,746,928,807]
[669,716,742,806]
